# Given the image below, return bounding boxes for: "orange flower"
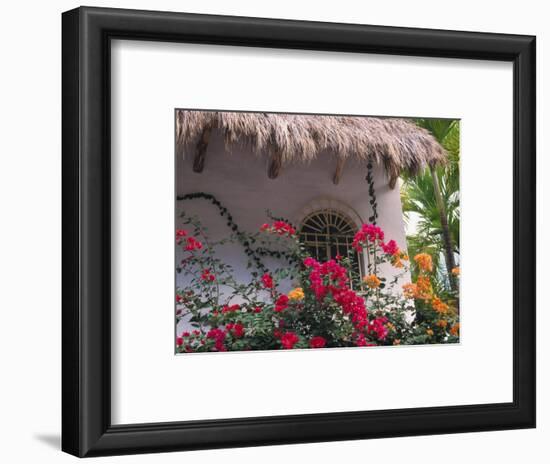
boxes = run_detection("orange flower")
[451,266,460,276]
[403,276,432,300]
[363,274,381,289]
[393,256,404,268]
[426,329,434,337]
[386,322,396,332]
[415,275,432,299]
[414,253,433,272]
[402,283,417,299]
[450,323,460,336]
[435,319,448,328]
[390,250,408,268]
[393,339,401,345]
[288,287,305,301]
[431,297,449,314]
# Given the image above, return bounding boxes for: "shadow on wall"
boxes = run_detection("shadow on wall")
[34,434,60,450]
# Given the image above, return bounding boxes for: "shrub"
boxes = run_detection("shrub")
[175,217,459,353]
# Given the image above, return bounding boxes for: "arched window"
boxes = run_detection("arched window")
[299,209,364,277]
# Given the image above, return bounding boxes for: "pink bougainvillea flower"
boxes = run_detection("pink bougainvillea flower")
[273,220,296,236]
[352,223,384,251]
[201,269,215,282]
[206,328,227,351]
[261,273,274,289]
[175,229,187,244]
[280,331,300,349]
[368,317,389,341]
[309,336,326,349]
[381,239,399,256]
[260,220,296,237]
[176,229,203,251]
[222,304,241,314]
[274,294,289,312]
[206,328,224,339]
[232,323,244,338]
[301,256,369,334]
[355,333,368,347]
[184,236,203,251]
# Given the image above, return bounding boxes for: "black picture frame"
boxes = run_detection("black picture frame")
[62,6,536,457]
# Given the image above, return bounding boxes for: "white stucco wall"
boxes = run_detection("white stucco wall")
[176,130,410,329]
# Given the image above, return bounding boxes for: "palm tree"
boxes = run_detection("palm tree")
[402,119,460,292]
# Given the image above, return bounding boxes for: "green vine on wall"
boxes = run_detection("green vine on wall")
[176,192,298,273]
[366,162,378,225]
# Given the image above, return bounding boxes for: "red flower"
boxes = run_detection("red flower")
[260,220,296,237]
[222,304,241,314]
[175,229,187,244]
[176,337,183,347]
[176,229,204,251]
[280,331,299,349]
[207,328,224,339]
[381,239,399,256]
[184,236,203,251]
[253,306,262,313]
[300,255,369,333]
[333,287,368,329]
[201,269,215,281]
[261,273,274,289]
[207,328,227,351]
[352,223,385,251]
[305,258,349,301]
[274,295,289,312]
[368,317,389,341]
[309,336,326,348]
[182,331,190,337]
[274,221,296,236]
[232,323,244,338]
[176,294,183,303]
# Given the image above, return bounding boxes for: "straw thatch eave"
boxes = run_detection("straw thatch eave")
[176,110,447,186]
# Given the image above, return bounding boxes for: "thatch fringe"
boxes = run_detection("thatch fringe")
[176,110,447,176]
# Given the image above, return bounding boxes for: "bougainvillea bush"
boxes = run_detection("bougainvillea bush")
[175,216,459,353]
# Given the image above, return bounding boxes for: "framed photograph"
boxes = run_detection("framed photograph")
[62,6,536,457]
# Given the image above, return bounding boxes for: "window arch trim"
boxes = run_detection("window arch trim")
[296,199,366,278]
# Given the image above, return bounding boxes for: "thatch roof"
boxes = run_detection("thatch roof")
[176,110,447,183]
